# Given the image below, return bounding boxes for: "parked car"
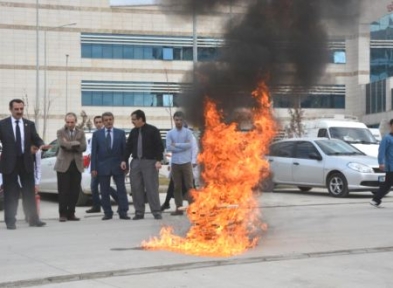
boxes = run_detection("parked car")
[265,138,385,197]
[40,131,131,206]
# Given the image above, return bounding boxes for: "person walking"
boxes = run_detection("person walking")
[91,112,130,220]
[121,109,164,220]
[0,99,50,229]
[165,111,194,216]
[54,112,87,222]
[370,118,393,207]
[85,115,118,213]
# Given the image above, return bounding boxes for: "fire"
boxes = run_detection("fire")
[142,82,276,256]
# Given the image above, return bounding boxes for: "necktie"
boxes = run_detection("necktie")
[70,130,74,139]
[106,129,112,151]
[15,120,22,156]
[137,128,143,158]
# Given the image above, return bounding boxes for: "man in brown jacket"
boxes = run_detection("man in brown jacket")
[54,112,86,222]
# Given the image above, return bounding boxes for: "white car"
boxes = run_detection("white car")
[39,132,131,205]
[265,138,385,197]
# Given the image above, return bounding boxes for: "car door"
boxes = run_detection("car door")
[39,140,59,193]
[291,141,324,186]
[268,141,295,184]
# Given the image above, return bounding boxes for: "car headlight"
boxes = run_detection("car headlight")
[347,162,373,173]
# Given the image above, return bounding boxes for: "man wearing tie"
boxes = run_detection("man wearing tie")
[54,112,86,222]
[91,112,130,220]
[0,99,50,230]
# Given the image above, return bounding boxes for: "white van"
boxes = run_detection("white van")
[303,119,379,157]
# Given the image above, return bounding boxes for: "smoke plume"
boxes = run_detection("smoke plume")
[160,0,362,127]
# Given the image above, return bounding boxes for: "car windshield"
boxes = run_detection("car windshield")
[315,139,365,156]
[328,127,378,144]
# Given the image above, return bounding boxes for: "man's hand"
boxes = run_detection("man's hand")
[40,144,51,151]
[379,164,385,171]
[120,161,127,170]
[91,170,98,177]
[35,185,39,194]
[155,161,162,171]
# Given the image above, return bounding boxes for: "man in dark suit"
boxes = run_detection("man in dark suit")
[91,112,130,220]
[0,99,50,230]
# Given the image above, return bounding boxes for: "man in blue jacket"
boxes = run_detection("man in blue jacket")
[370,119,393,207]
[91,112,129,220]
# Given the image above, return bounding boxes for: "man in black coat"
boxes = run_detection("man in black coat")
[0,99,50,230]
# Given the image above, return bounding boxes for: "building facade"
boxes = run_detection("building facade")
[0,0,393,141]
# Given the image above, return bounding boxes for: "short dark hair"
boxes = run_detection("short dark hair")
[390,119,393,126]
[9,99,24,109]
[173,111,184,119]
[102,112,114,119]
[65,112,77,121]
[131,109,146,123]
[93,116,102,122]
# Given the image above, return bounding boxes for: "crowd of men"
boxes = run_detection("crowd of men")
[0,99,197,230]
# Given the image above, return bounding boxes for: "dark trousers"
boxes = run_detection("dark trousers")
[90,175,118,208]
[99,173,128,217]
[57,161,81,217]
[163,177,192,206]
[373,171,393,204]
[3,156,38,226]
[171,162,194,207]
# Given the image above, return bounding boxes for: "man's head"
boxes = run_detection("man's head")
[102,112,114,129]
[65,112,77,130]
[9,99,25,119]
[173,111,185,130]
[93,116,103,129]
[131,110,146,128]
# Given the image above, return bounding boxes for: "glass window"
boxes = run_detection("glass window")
[173,48,182,60]
[123,46,134,59]
[134,93,144,106]
[163,94,173,106]
[124,92,134,106]
[183,47,193,60]
[333,51,346,64]
[102,92,113,105]
[92,92,103,105]
[144,93,154,106]
[153,47,163,59]
[81,44,92,58]
[134,47,144,59]
[269,142,294,157]
[113,92,123,106]
[113,45,123,59]
[102,45,113,59]
[92,45,103,58]
[82,91,92,105]
[295,141,318,159]
[143,47,154,59]
[163,47,174,60]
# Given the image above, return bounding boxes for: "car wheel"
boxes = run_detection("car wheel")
[260,178,275,192]
[298,186,312,192]
[327,172,349,197]
[76,188,90,206]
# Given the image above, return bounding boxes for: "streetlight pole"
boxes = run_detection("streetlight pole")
[43,22,76,140]
[35,0,40,128]
[65,54,69,113]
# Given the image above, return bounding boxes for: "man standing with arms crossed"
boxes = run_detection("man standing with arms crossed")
[0,99,50,229]
[54,112,86,222]
[121,109,164,220]
[166,111,194,216]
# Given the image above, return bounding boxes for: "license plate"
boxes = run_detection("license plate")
[379,176,385,182]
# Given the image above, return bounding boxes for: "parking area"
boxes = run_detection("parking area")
[0,188,392,287]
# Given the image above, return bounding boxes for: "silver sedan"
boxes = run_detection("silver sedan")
[265,138,384,197]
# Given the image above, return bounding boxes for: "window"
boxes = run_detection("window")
[295,142,318,159]
[269,142,294,157]
[366,79,386,114]
[163,47,174,60]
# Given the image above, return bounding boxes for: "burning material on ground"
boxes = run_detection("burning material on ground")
[142,82,276,257]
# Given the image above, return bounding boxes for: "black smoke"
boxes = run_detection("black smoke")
[160,0,362,127]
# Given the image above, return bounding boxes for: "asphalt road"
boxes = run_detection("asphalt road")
[0,187,392,288]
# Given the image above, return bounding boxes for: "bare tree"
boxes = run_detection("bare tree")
[23,92,31,120]
[42,88,56,141]
[77,110,88,129]
[286,94,305,138]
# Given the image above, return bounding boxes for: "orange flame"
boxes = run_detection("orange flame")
[142,82,276,256]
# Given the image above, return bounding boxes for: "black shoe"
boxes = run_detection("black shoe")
[170,210,184,216]
[102,215,113,220]
[86,207,101,213]
[29,220,46,227]
[67,215,80,221]
[132,215,144,220]
[119,215,131,220]
[7,224,16,230]
[160,203,170,211]
[154,214,162,220]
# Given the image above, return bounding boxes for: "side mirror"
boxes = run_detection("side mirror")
[309,152,322,161]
